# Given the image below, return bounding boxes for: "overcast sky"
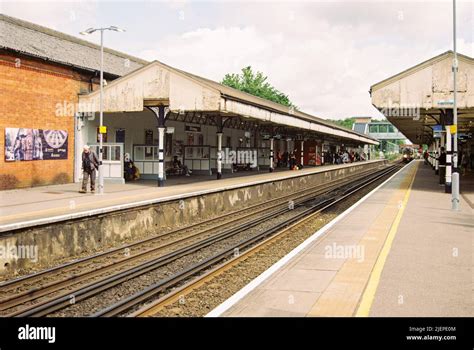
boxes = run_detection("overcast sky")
[1,0,473,119]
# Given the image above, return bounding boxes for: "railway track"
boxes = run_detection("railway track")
[0,165,385,317]
[100,162,404,317]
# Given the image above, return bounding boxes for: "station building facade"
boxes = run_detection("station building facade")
[1,14,378,190]
[0,14,145,189]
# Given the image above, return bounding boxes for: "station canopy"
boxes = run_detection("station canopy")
[371,51,474,144]
[78,60,378,146]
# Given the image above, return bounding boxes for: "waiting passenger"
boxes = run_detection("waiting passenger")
[124,153,140,181]
[342,151,350,164]
[276,151,282,167]
[173,156,191,176]
[438,147,446,166]
[79,145,99,193]
[423,150,429,165]
[289,151,297,170]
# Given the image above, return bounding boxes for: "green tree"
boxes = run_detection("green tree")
[221,66,297,108]
[327,117,355,130]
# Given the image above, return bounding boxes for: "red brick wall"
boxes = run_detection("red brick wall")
[0,52,91,189]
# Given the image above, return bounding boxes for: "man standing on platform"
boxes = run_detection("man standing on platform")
[438,147,447,185]
[79,145,99,193]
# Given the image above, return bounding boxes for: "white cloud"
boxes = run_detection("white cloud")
[136,1,472,119]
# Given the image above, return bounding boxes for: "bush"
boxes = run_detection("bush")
[384,153,401,162]
[0,174,20,190]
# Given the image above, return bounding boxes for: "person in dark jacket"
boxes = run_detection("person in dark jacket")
[438,147,446,166]
[79,145,99,193]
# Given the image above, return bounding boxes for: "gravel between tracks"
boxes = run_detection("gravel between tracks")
[48,204,313,316]
[9,167,393,317]
[144,174,390,317]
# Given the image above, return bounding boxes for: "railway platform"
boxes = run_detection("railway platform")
[211,160,473,317]
[0,160,383,232]
[0,159,388,276]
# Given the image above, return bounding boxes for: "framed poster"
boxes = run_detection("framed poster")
[145,129,153,145]
[5,128,68,161]
[115,128,125,143]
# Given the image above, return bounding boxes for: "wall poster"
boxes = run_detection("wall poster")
[5,128,68,161]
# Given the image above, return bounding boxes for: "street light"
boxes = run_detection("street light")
[451,0,460,210]
[80,26,125,195]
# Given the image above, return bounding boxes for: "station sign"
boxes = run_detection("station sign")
[432,125,443,139]
[185,124,201,133]
[437,100,454,106]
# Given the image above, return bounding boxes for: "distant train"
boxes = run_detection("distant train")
[402,147,414,163]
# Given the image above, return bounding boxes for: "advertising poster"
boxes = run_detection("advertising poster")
[5,128,68,161]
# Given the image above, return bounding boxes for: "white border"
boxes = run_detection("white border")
[205,161,413,317]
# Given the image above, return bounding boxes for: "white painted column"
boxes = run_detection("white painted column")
[300,140,304,166]
[269,137,274,172]
[435,139,440,173]
[217,132,223,179]
[157,126,165,187]
[445,126,452,193]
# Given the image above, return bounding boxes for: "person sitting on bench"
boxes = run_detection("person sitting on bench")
[173,155,191,176]
[124,153,140,181]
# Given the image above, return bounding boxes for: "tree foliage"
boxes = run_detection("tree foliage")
[327,117,355,130]
[221,66,297,108]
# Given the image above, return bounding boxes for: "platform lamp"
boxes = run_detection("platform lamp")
[80,26,125,194]
[451,0,460,210]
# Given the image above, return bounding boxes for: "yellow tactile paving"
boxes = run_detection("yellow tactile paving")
[307,162,419,316]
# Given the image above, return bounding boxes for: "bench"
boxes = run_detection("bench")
[166,166,185,176]
[232,163,252,172]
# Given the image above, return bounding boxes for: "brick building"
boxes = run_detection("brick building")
[0,14,146,189]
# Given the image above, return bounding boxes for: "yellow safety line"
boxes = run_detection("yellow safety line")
[355,161,418,317]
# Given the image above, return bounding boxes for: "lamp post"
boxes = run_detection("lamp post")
[451,0,460,210]
[80,26,125,195]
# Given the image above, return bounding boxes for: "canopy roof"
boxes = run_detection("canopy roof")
[79,60,378,145]
[371,51,474,144]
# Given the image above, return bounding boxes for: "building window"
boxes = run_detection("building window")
[379,124,388,133]
[388,125,395,133]
[369,125,379,133]
[353,123,366,134]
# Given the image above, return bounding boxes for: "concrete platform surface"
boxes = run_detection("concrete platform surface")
[217,160,473,317]
[0,160,382,232]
